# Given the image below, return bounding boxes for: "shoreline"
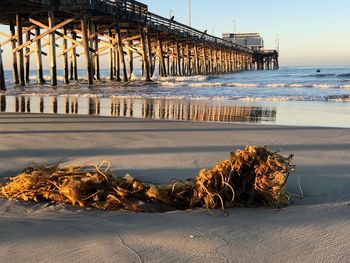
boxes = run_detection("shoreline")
[0,113,349,262]
[1,95,350,128]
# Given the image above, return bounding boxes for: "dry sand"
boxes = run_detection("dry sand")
[0,113,349,263]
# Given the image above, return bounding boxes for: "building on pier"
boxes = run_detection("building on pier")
[222,32,279,70]
[222,33,264,51]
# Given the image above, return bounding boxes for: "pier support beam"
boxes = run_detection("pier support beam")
[0,45,5,90]
[115,36,120,81]
[176,43,181,76]
[210,49,214,74]
[70,31,78,81]
[9,21,19,84]
[16,14,25,86]
[88,22,95,80]
[25,31,31,83]
[157,38,166,77]
[202,47,208,75]
[186,44,191,75]
[182,46,185,76]
[214,49,218,73]
[108,28,114,80]
[166,54,170,77]
[140,28,150,81]
[170,46,175,75]
[35,27,45,84]
[94,25,100,80]
[146,30,154,77]
[48,10,57,86]
[127,40,133,80]
[62,28,69,84]
[194,46,199,75]
[81,14,94,85]
[116,24,127,82]
[274,57,279,70]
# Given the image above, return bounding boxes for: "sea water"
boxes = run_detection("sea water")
[1,66,350,127]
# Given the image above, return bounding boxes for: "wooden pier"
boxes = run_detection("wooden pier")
[0,0,278,90]
[253,50,279,70]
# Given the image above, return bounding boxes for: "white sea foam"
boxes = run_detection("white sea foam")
[189,82,222,87]
[239,97,292,102]
[227,83,258,87]
[239,96,324,102]
[311,84,338,89]
[157,75,208,82]
[29,75,66,82]
[326,95,350,102]
[266,83,285,88]
[130,73,141,81]
[160,81,187,87]
[288,84,306,88]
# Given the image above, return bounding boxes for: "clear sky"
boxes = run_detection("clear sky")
[142,0,350,66]
[1,0,349,69]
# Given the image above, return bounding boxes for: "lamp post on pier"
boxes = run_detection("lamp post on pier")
[233,19,236,43]
[276,34,280,52]
[188,0,191,27]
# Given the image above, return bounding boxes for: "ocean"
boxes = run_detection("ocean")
[1,66,350,127]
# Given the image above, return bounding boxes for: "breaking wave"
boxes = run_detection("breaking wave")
[305,73,335,78]
[2,66,350,104]
[157,81,350,89]
[337,73,350,78]
[239,94,350,102]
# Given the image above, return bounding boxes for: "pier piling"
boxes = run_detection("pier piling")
[0,45,5,90]
[63,28,69,84]
[16,14,25,86]
[116,24,127,82]
[9,21,19,84]
[35,27,45,84]
[70,31,78,81]
[127,40,134,80]
[140,28,151,81]
[25,31,31,83]
[48,9,57,86]
[81,14,94,85]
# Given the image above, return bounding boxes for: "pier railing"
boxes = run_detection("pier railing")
[83,0,253,53]
[22,0,252,53]
[145,12,252,53]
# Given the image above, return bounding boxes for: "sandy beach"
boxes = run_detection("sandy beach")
[0,113,349,263]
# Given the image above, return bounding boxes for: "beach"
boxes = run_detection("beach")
[0,113,349,262]
[0,0,349,260]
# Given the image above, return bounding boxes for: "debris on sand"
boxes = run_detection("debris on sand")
[0,146,296,213]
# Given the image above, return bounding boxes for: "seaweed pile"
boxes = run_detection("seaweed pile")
[0,146,295,212]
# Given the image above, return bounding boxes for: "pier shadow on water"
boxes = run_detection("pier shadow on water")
[0,94,276,124]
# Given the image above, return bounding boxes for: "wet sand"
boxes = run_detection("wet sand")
[0,113,349,263]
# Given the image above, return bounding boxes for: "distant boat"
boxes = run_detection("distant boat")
[317,69,321,73]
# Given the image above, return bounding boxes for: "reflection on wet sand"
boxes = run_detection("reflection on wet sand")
[0,95,276,124]
[0,95,5,112]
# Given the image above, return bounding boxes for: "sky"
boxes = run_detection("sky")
[143,0,350,66]
[0,0,349,69]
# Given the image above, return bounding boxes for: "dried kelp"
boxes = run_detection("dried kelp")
[0,146,296,212]
[191,146,295,210]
